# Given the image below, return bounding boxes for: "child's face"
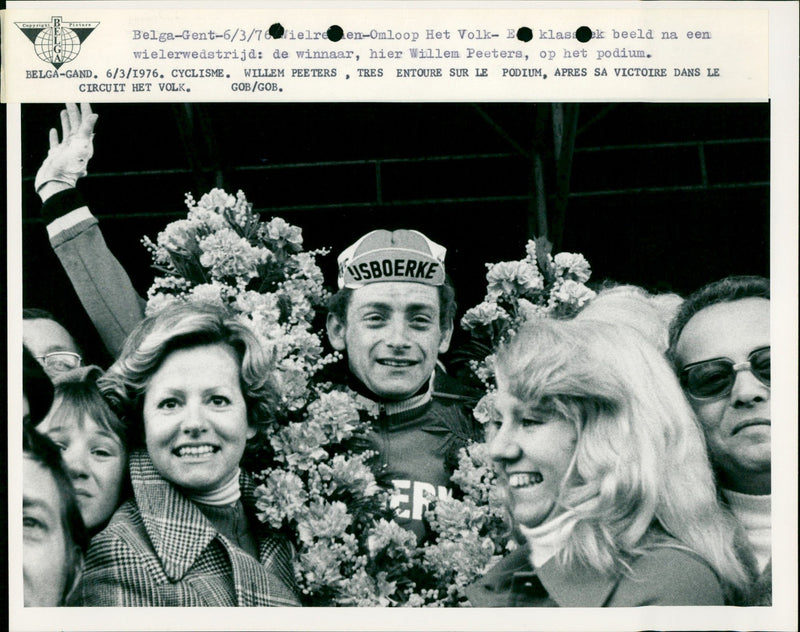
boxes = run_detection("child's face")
[38,413,127,530]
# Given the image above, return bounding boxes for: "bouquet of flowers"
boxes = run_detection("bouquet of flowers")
[460,236,596,395]
[142,191,596,606]
[403,237,597,604]
[142,188,420,605]
[403,441,511,606]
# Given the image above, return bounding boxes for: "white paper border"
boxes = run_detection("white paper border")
[5,2,798,631]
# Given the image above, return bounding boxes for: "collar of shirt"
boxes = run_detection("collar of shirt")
[347,371,434,416]
[518,511,578,569]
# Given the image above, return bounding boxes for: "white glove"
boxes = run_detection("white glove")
[35,103,98,194]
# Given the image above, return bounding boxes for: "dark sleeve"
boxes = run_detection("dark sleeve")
[44,189,147,358]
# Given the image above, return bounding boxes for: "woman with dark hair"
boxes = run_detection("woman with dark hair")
[80,301,299,606]
[467,318,751,607]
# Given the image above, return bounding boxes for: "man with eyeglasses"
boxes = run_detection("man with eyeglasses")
[667,275,771,605]
[23,308,83,380]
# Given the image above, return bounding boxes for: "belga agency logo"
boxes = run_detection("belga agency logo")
[15,16,99,70]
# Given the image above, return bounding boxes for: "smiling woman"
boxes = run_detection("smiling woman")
[142,344,255,497]
[467,318,753,607]
[78,302,299,607]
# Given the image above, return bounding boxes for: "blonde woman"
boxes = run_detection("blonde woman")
[467,318,750,606]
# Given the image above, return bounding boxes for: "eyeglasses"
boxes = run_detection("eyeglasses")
[680,346,770,401]
[35,351,83,374]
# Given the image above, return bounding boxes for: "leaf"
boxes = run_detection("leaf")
[420,409,481,464]
[169,251,210,285]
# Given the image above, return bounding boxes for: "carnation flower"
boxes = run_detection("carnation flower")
[549,279,596,309]
[288,251,326,287]
[367,518,418,556]
[144,291,181,316]
[318,453,380,498]
[284,327,325,362]
[187,282,230,308]
[185,206,228,232]
[460,301,509,331]
[262,216,304,251]
[295,540,349,592]
[274,365,311,411]
[451,443,502,511]
[471,392,497,425]
[297,500,353,544]
[422,532,496,585]
[269,420,328,470]
[234,290,282,322]
[337,568,394,607]
[254,470,308,529]
[427,496,488,539]
[158,219,199,256]
[196,187,236,213]
[485,260,544,298]
[554,251,592,283]
[306,391,362,443]
[278,279,316,323]
[198,228,270,282]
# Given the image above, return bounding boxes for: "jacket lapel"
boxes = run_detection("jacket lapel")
[465,545,617,607]
[129,450,218,582]
[464,546,534,606]
[537,555,617,607]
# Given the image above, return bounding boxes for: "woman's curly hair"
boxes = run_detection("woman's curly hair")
[98,301,280,450]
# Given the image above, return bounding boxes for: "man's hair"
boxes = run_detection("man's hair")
[22,307,83,356]
[23,307,59,321]
[666,275,770,368]
[23,347,54,425]
[23,423,88,605]
[327,276,458,331]
[494,318,750,602]
[99,301,280,449]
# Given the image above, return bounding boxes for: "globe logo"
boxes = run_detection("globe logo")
[16,16,99,71]
[34,24,81,69]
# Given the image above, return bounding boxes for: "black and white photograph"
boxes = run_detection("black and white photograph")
[17,100,772,602]
[6,3,798,632]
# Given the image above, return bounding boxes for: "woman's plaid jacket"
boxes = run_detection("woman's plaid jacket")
[79,450,299,606]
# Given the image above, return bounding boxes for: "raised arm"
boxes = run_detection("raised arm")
[36,103,146,359]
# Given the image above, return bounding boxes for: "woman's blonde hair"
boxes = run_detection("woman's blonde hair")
[99,302,279,449]
[495,318,750,602]
[576,283,683,354]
